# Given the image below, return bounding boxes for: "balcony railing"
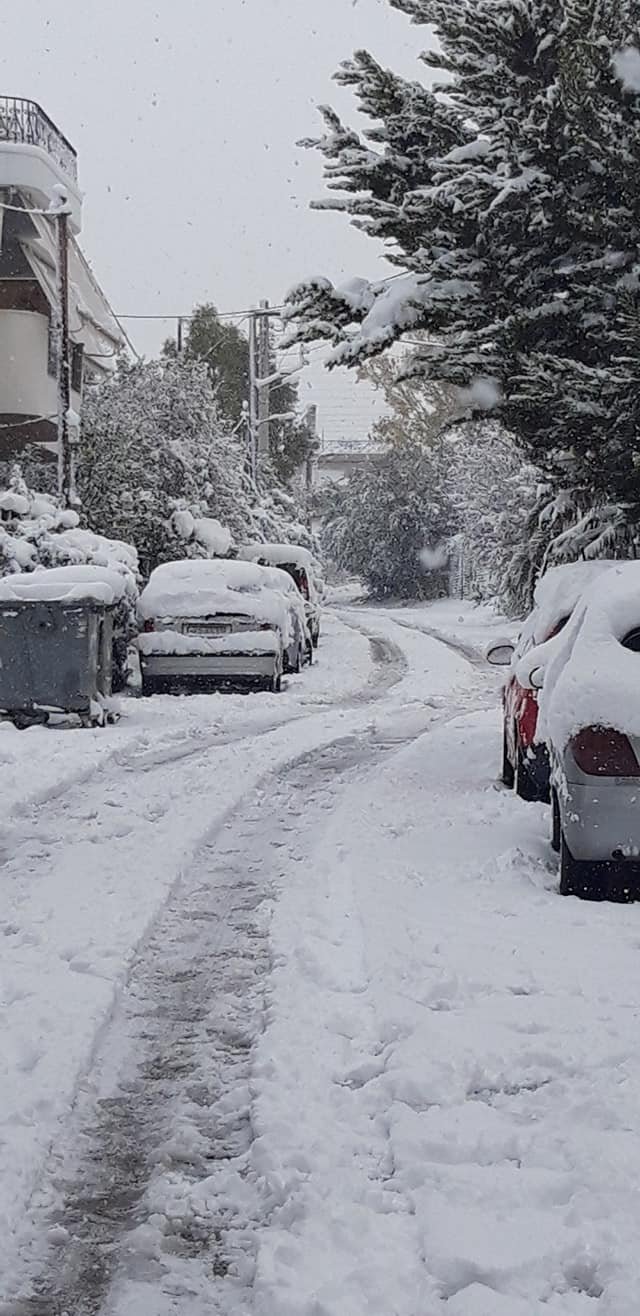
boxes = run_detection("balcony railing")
[0,97,77,183]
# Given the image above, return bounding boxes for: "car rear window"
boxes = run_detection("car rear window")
[622,628,640,652]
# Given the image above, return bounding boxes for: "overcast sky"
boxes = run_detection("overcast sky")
[1,0,430,445]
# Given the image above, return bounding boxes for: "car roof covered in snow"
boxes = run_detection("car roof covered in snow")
[537,561,640,747]
[513,559,621,690]
[238,542,316,570]
[0,564,127,606]
[528,560,619,644]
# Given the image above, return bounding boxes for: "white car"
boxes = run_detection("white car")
[137,559,307,695]
[238,542,323,648]
[536,561,640,899]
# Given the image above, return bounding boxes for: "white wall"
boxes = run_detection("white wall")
[0,310,57,418]
[0,310,83,428]
[0,142,82,232]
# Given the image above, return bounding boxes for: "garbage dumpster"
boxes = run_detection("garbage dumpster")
[0,566,125,727]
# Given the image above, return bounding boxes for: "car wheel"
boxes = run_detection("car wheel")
[559,833,605,900]
[141,674,158,697]
[312,630,319,650]
[515,747,543,802]
[294,645,302,675]
[551,790,561,853]
[501,726,515,789]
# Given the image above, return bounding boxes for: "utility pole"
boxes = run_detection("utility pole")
[55,204,74,507]
[247,300,295,482]
[304,404,317,531]
[177,315,184,355]
[257,299,271,459]
[248,310,259,483]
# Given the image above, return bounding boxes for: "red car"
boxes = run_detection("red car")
[499,616,568,801]
[488,562,619,802]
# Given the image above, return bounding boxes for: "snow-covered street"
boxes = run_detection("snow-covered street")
[2,598,640,1315]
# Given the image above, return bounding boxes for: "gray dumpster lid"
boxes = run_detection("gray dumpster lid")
[0,565,126,607]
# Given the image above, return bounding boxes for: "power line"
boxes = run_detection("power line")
[115,306,287,322]
[113,274,411,327]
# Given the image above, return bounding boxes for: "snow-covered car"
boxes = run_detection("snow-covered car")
[238,543,323,648]
[535,562,640,899]
[487,560,617,801]
[256,564,313,670]
[137,559,304,695]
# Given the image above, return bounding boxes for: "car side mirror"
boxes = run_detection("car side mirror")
[486,641,515,666]
[530,666,544,690]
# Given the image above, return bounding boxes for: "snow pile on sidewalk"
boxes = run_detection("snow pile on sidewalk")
[251,692,640,1313]
[0,564,127,606]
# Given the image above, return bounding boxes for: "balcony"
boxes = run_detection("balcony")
[0,98,77,182]
[0,97,82,231]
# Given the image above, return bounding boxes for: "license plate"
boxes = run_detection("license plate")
[183,622,231,636]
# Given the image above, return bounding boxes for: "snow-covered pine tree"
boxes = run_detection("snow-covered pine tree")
[287,0,640,539]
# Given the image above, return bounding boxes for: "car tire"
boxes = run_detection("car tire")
[294,645,302,675]
[141,674,158,697]
[551,790,561,853]
[262,668,282,694]
[559,832,605,900]
[306,640,314,666]
[501,726,515,789]
[515,747,543,802]
[312,630,319,650]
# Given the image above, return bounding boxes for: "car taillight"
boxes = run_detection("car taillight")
[142,619,155,633]
[570,726,640,776]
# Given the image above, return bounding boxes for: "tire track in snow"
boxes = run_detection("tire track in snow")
[339,606,487,669]
[2,725,430,1316]
[0,612,486,1311]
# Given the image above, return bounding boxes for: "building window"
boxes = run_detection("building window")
[71,342,84,394]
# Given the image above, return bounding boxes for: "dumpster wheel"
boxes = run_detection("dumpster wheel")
[12,709,50,730]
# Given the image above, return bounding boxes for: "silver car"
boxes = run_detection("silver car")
[550,722,640,900]
[540,565,640,900]
[137,559,298,695]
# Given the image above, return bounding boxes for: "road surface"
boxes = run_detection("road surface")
[1,600,639,1315]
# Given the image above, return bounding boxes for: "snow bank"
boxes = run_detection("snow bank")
[56,528,139,580]
[138,559,293,642]
[0,564,127,606]
[538,560,640,747]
